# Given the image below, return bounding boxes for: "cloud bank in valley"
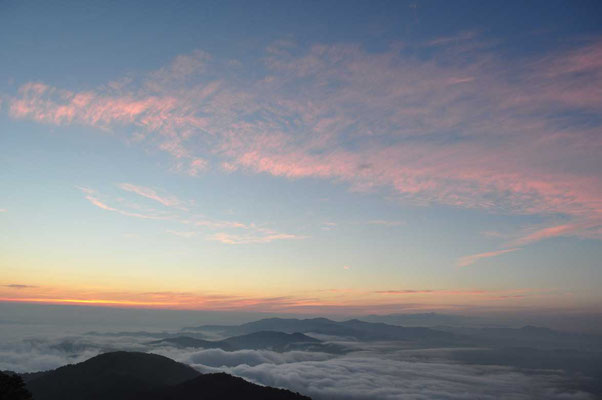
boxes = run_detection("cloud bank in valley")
[153,347,333,368]
[227,356,591,400]
[155,344,593,400]
[0,327,596,399]
[0,334,147,373]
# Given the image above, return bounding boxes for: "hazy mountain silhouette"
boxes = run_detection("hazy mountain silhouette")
[148,336,233,350]
[188,317,455,342]
[150,331,344,353]
[23,351,309,400]
[223,331,320,349]
[86,330,209,339]
[440,325,602,350]
[359,312,481,327]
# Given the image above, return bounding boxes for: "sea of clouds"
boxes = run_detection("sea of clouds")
[1,330,594,400]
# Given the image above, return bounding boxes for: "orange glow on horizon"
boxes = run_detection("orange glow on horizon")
[0,283,576,314]
[0,297,179,308]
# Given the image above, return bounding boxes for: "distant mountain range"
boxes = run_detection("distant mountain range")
[4,316,601,400]
[150,336,230,350]
[182,316,602,351]
[19,351,310,400]
[185,317,456,343]
[149,330,338,353]
[439,325,602,350]
[358,312,482,327]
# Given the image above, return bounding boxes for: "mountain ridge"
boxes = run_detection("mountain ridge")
[150,330,343,353]
[185,317,455,342]
[23,351,310,400]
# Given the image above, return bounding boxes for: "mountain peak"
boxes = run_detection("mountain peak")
[25,352,311,400]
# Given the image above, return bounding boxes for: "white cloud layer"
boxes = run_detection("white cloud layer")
[151,341,592,399]
[227,355,592,400]
[0,331,594,399]
[153,347,332,368]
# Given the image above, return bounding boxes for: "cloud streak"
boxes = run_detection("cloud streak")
[207,232,304,245]
[457,248,520,267]
[2,284,38,289]
[77,185,301,245]
[118,183,184,208]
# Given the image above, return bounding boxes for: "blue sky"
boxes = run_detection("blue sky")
[1,0,601,313]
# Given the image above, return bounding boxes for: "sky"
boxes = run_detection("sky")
[0,0,601,316]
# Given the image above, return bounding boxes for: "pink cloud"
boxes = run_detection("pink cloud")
[187,158,208,175]
[457,248,520,267]
[207,232,303,245]
[516,224,577,245]
[78,186,301,244]
[7,37,602,250]
[118,183,182,208]
[510,220,602,247]
[82,191,168,220]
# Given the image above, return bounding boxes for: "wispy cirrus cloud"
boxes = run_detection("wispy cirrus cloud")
[77,185,301,245]
[6,35,602,250]
[457,248,520,267]
[510,221,602,247]
[118,183,184,208]
[79,186,170,220]
[207,231,303,245]
[461,220,602,267]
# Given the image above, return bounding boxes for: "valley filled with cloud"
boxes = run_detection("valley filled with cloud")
[2,306,600,399]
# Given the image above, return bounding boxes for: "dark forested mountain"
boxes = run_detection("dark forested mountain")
[0,371,33,400]
[140,372,311,400]
[25,352,199,400]
[22,352,310,400]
